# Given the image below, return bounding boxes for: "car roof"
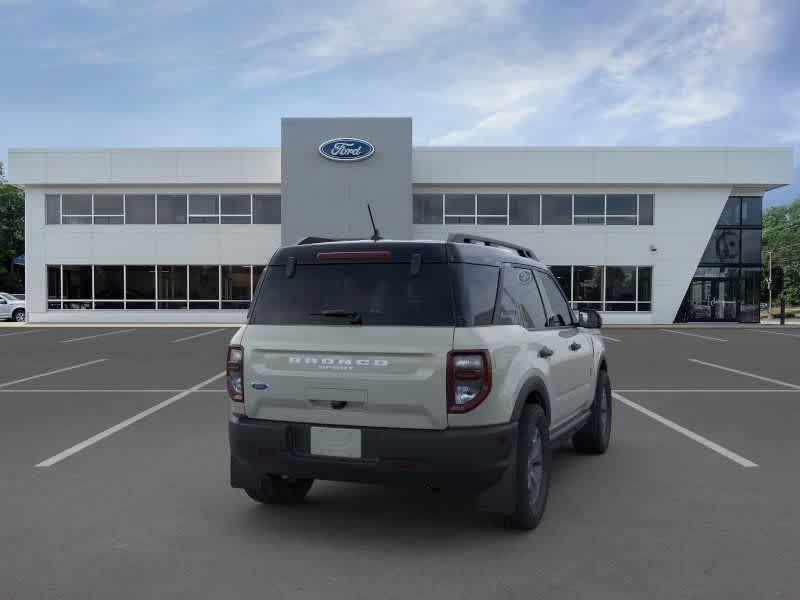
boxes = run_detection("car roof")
[268,239,547,270]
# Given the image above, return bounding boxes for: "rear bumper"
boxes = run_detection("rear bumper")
[229,415,517,491]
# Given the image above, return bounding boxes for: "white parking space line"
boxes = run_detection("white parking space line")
[617,388,800,393]
[35,371,225,468]
[747,329,800,339]
[689,358,800,390]
[0,359,108,389]
[659,329,728,342]
[612,392,758,468]
[0,329,44,338]
[60,329,136,344]
[171,328,226,343]
[601,335,622,343]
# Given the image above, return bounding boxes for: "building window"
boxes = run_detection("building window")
[476,194,507,225]
[541,195,572,225]
[509,194,540,225]
[48,264,256,311]
[222,265,253,309]
[573,195,604,225]
[638,194,654,225]
[46,194,61,225]
[189,194,219,224]
[157,194,187,224]
[93,194,124,224]
[606,194,637,225]
[62,194,92,224]
[221,194,251,224]
[158,265,188,309]
[125,194,156,225]
[189,265,219,309]
[444,194,475,224]
[544,265,652,312]
[413,193,443,224]
[253,194,281,224]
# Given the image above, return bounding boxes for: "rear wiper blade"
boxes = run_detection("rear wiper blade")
[309,309,362,324]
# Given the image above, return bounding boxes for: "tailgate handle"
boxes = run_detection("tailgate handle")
[330,401,347,410]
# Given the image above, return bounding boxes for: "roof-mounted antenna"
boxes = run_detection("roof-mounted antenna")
[367,204,382,241]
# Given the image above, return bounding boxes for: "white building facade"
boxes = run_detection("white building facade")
[9,118,794,325]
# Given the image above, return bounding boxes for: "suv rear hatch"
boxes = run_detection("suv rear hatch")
[242,244,455,430]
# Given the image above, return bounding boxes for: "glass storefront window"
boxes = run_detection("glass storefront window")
[717,197,741,226]
[509,195,540,225]
[413,194,443,224]
[702,229,741,263]
[739,267,760,323]
[574,266,602,304]
[549,266,571,299]
[605,266,635,302]
[741,197,762,226]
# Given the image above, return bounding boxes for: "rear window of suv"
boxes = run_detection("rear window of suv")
[250,263,456,326]
[249,262,502,327]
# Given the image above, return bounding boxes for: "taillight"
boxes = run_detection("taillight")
[227,345,244,403]
[447,350,491,413]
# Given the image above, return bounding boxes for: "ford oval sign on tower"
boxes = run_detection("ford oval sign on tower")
[319,138,375,162]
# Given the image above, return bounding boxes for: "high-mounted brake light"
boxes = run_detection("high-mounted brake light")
[447,350,492,413]
[316,251,391,262]
[227,345,244,403]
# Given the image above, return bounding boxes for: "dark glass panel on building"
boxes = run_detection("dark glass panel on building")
[677,267,738,322]
[548,266,571,299]
[93,194,124,224]
[157,194,188,224]
[126,301,156,309]
[413,194,443,224]
[477,216,507,225]
[701,229,741,263]
[605,303,636,311]
[509,194,540,225]
[445,216,475,224]
[606,195,636,215]
[637,266,652,303]
[95,302,124,309]
[638,194,654,225]
[93,266,123,299]
[159,266,187,300]
[606,216,637,225]
[445,194,475,215]
[189,265,219,301]
[47,266,61,299]
[740,229,761,263]
[46,194,61,224]
[253,194,281,224]
[717,197,741,226]
[541,195,572,225]
[605,266,635,302]
[477,194,506,215]
[125,194,156,224]
[62,265,91,299]
[573,195,604,224]
[189,194,219,223]
[61,194,92,224]
[221,194,250,223]
[222,265,251,309]
[739,267,760,323]
[573,266,602,303]
[126,266,156,299]
[638,302,651,312]
[741,196,762,226]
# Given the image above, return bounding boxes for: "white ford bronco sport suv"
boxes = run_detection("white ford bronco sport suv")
[228,234,611,529]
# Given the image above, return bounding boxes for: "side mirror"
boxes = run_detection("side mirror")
[578,309,602,329]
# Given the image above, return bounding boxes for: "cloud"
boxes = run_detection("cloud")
[429,107,536,145]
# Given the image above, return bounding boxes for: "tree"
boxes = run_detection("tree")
[0,161,25,293]
[762,197,800,305]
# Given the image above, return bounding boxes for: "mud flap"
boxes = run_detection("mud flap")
[474,436,518,515]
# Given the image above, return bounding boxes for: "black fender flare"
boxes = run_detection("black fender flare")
[511,375,551,424]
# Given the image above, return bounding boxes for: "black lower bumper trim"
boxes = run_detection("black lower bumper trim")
[229,416,517,491]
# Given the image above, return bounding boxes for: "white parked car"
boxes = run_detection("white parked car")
[0,293,26,322]
[227,234,610,530]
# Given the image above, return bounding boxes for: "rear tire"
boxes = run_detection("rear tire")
[507,404,550,530]
[245,476,313,505]
[12,309,25,322]
[572,369,612,454]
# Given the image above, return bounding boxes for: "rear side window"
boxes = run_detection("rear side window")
[497,267,547,329]
[537,271,574,327]
[451,264,500,326]
[250,263,454,326]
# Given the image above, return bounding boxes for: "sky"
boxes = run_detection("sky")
[1,0,798,207]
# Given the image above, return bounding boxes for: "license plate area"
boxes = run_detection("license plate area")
[310,426,362,459]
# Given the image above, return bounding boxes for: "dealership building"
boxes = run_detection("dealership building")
[8,117,794,324]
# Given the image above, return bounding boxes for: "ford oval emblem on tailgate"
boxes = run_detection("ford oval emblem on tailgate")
[251,382,269,390]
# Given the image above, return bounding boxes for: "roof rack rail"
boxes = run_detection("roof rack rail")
[295,236,355,245]
[447,233,538,260]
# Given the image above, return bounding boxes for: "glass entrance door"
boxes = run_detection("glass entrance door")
[683,277,738,321]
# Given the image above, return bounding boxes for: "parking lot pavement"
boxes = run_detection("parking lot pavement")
[1,325,799,599]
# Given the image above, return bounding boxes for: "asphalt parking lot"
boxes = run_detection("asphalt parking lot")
[1,325,799,599]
